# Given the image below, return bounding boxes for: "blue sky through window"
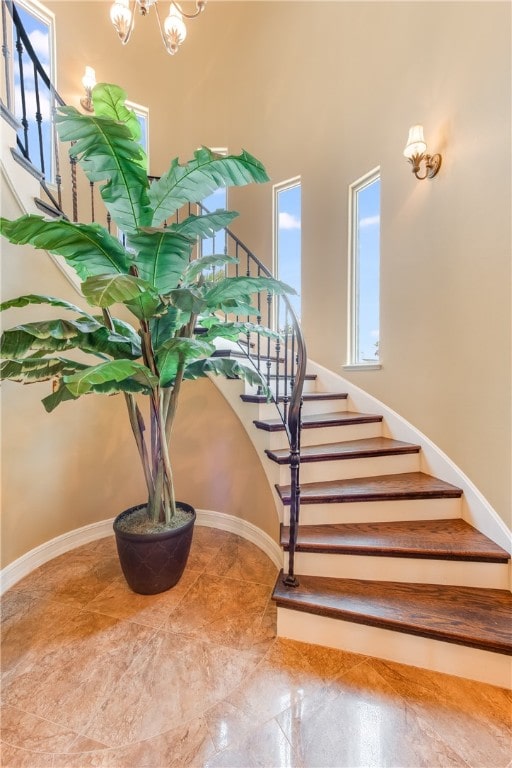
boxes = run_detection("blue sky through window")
[355,177,380,361]
[276,182,301,326]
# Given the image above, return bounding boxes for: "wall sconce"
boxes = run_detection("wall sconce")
[403,125,442,180]
[80,66,97,112]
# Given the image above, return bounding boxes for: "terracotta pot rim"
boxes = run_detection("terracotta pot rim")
[113,501,196,543]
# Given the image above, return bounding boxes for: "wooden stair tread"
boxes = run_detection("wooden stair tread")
[266,436,421,464]
[272,573,512,655]
[280,518,510,562]
[242,392,348,404]
[277,472,463,504]
[255,410,382,432]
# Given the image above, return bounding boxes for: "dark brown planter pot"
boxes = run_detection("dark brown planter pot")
[113,502,196,595]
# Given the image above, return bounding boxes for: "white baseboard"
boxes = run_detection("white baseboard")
[0,511,282,596]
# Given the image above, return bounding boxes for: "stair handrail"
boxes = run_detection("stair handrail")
[1,1,305,585]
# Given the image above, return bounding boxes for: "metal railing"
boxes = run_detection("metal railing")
[1,1,306,585]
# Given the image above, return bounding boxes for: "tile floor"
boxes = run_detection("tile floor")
[1,526,511,767]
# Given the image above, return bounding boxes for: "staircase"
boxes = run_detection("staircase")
[242,369,512,689]
[2,1,510,690]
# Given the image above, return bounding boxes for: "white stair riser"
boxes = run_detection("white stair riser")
[244,376,317,397]
[276,607,511,689]
[254,397,348,421]
[266,421,382,451]
[282,496,462,525]
[285,552,509,589]
[277,451,421,485]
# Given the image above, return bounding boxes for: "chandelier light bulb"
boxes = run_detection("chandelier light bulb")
[110,0,133,43]
[164,3,187,54]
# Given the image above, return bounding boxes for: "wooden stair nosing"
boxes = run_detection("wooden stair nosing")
[255,410,383,433]
[276,472,463,505]
[266,437,421,465]
[272,572,512,655]
[279,519,510,562]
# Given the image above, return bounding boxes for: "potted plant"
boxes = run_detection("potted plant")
[0,83,292,594]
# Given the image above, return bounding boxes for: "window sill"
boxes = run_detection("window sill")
[343,363,382,371]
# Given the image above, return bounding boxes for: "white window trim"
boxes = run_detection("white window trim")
[345,166,381,370]
[272,175,301,277]
[126,99,149,165]
[272,176,301,331]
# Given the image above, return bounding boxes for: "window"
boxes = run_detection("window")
[11,0,56,180]
[125,100,149,159]
[274,178,301,329]
[201,148,228,260]
[347,168,381,366]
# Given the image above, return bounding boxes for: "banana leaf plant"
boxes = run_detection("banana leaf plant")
[0,83,293,527]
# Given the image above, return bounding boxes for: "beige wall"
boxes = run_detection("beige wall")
[2,1,511,564]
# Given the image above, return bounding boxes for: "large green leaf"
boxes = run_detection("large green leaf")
[167,288,207,315]
[0,294,95,320]
[149,306,182,350]
[56,98,151,234]
[183,254,238,285]
[92,82,141,142]
[149,148,270,227]
[126,229,192,293]
[216,298,261,317]
[157,337,215,387]
[81,273,157,308]
[0,216,129,280]
[205,276,296,307]
[1,319,140,360]
[183,356,266,389]
[198,319,280,343]
[1,356,89,383]
[63,360,157,396]
[171,211,238,240]
[42,382,78,412]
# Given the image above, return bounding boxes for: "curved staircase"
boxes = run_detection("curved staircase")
[244,370,512,688]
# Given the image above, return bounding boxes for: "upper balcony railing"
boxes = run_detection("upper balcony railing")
[1,0,306,586]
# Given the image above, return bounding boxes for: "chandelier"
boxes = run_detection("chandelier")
[110,0,206,56]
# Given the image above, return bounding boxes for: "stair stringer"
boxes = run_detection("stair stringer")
[309,360,512,563]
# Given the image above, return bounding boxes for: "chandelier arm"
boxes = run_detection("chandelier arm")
[124,1,136,44]
[174,1,206,19]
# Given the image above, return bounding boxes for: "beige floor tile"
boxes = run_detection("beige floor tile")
[371,658,512,768]
[204,535,279,586]
[86,566,200,628]
[1,705,85,753]
[164,573,273,652]
[82,630,261,748]
[2,610,156,733]
[0,742,54,767]
[186,526,233,572]
[205,637,363,752]
[204,716,300,768]
[52,717,216,768]
[276,660,469,767]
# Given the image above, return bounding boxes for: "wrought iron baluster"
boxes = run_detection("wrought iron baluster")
[33,67,44,175]
[14,32,29,157]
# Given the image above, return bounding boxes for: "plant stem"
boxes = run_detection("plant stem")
[101,308,154,506]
